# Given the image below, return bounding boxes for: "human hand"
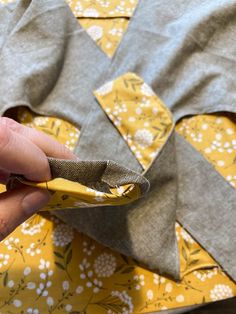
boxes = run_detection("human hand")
[0,117,77,240]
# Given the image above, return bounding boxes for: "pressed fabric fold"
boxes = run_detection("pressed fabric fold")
[54,131,180,278]
[46,158,149,194]
[0,0,236,282]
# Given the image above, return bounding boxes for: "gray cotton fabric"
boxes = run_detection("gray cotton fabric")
[47,158,150,195]
[0,0,235,284]
[53,132,180,278]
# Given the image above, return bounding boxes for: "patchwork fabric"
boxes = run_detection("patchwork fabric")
[7,158,149,209]
[0,0,235,313]
[0,106,235,314]
[94,72,173,169]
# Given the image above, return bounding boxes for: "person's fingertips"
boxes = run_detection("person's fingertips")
[0,121,51,182]
[0,117,19,130]
[1,117,78,160]
[22,187,52,215]
[0,169,10,185]
[0,186,52,241]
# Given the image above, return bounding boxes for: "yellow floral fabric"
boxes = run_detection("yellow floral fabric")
[79,18,129,57]
[8,108,142,209]
[69,0,138,18]
[0,106,235,314]
[69,0,139,57]
[94,72,173,169]
[0,0,235,313]
[176,114,236,188]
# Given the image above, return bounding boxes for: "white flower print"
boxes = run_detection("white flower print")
[217,160,225,167]
[83,8,99,17]
[180,228,194,244]
[4,237,20,250]
[176,294,185,303]
[190,132,203,143]
[36,259,53,298]
[226,128,234,135]
[204,147,212,154]
[135,107,142,115]
[23,266,31,276]
[109,27,123,37]
[175,228,180,242]
[0,253,10,268]
[33,117,48,126]
[215,133,222,140]
[82,241,95,256]
[226,175,236,188]
[140,83,155,97]
[39,258,50,270]
[62,280,70,291]
[152,106,158,115]
[110,290,134,314]
[201,123,208,130]
[140,97,151,108]
[13,299,22,308]
[52,223,74,247]
[94,253,116,277]
[8,280,14,288]
[26,242,41,257]
[128,117,136,122]
[117,186,125,195]
[74,2,83,14]
[27,282,36,290]
[21,216,46,235]
[76,285,84,294]
[210,284,233,301]
[97,0,110,8]
[134,129,154,149]
[65,304,73,312]
[27,308,39,314]
[87,25,103,41]
[96,81,113,95]
[94,191,105,202]
[193,268,218,282]
[165,282,173,293]
[79,258,103,293]
[133,274,145,290]
[153,273,160,285]
[146,289,153,300]
[47,296,54,306]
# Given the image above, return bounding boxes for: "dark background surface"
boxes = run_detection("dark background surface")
[188,298,236,313]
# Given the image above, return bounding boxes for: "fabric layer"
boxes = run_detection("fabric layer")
[0,1,235,296]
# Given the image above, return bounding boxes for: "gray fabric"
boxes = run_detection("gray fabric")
[54,131,180,279]
[0,0,110,129]
[175,132,236,280]
[0,0,235,282]
[71,0,236,280]
[78,0,236,163]
[106,0,236,120]
[47,158,150,195]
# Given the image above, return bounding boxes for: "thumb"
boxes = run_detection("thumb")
[0,186,51,241]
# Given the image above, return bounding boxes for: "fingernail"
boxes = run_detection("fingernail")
[22,189,51,214]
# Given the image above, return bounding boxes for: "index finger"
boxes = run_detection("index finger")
[0,122,51,182]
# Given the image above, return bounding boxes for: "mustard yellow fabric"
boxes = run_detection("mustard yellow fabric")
[94,72,173,169]
[0,0,235,313]
[0,105,235,314]
[70,0,139,57]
